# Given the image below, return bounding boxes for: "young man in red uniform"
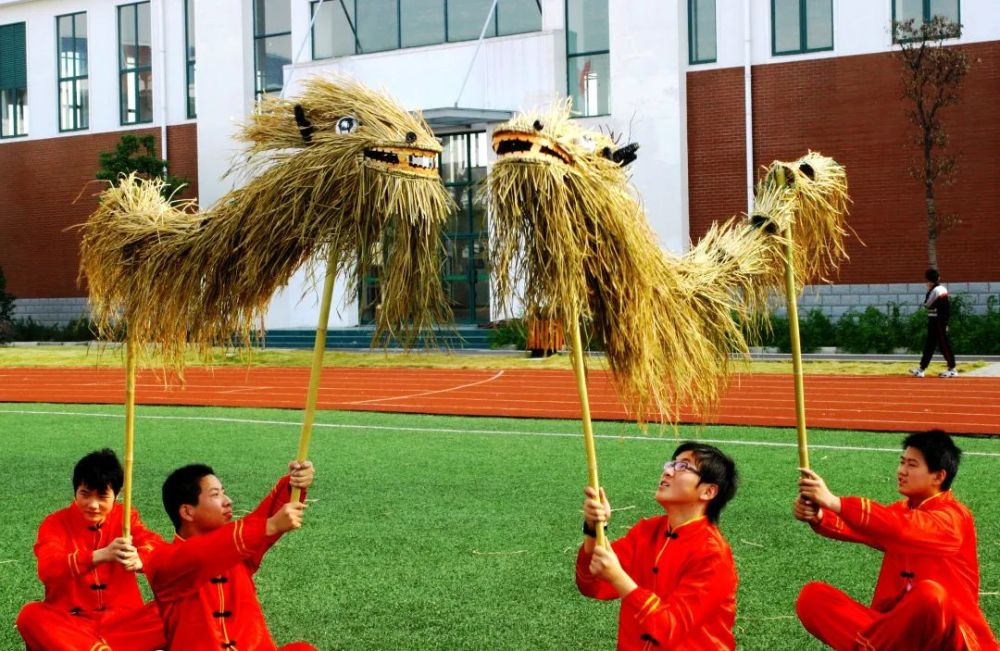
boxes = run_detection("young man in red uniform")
[16,448,166,651]
[795,429,999,650]
[145,459,317,651]
[576,442,739,650]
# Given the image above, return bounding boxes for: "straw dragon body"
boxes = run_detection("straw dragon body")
[81,77,453,369]
[487,103,850,422]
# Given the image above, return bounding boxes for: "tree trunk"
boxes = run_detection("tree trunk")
[926,192,939,271]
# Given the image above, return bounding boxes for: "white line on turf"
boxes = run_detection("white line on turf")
[346,370,506,405]
[1,407,998,457]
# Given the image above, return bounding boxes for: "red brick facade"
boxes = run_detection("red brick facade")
[687,40,1000,283]
[0,124,198,298]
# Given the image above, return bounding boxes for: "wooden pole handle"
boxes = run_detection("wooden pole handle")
[567,319,606,548]
[122,337,137,538]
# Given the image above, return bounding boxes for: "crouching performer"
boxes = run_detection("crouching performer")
[146,460,318,651]
[16,448,166,651]
[794,429,999,650]
[576,442,739,650]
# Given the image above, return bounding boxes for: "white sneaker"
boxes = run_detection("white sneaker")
[909,368,925,378]
[939,368,958,378]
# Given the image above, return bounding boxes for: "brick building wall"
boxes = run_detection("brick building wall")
[687,40,1000,289]
[0,124,198,320]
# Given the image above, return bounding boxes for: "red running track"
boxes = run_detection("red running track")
[0,367,998,434]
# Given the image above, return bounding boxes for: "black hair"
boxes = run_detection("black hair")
[72,448,124,495]
[925,268,940,283]
[672,442,738,523]
[902,430,961,491]
[162,464,215,532]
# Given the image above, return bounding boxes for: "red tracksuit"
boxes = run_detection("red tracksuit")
[16,502,166,651]
[797,491,999,651]
[576,515,738,650]
[145,475,316,651]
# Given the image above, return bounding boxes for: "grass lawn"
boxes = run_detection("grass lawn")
[1,404,997,649]
[0,344,988,375]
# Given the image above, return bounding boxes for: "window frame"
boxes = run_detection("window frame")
[0,21,28,138]
[892,0,961,42]
[688,0,717,65]
[117,1,153,126]
[770,0,834,57]
[184,0,195,118]
[565,0,610,118]
[311,0,540,60]
[253,0,292,97]
[56,11,88,132]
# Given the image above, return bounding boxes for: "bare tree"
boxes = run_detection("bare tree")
[894,16,971,271]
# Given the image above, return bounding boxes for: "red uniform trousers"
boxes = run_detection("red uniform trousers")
[17,502,165,651]
[798,492,998,651]
[797,580,970,651]
[17,601,165,651]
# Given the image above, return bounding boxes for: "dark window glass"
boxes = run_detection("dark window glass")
[772,0,832,55]
[497,0,542,36]
[185,0,195,117]
[448,0,497,42]
[312,0,356,59]
[894,0,959,27]
[567,53,609,116]
[253,0,291,96]
[929,0,959,22]
[402,0,445,48]
[357,0,399,52]
[57,12,89,131]
[118,3,153,124]
[689,0,716,64]
[566,0,609,54]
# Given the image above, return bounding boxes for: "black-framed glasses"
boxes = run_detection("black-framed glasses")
[663,459,701,475]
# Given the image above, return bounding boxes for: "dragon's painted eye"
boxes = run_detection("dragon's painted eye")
[336,116,358,135]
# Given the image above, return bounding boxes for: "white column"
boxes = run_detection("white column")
[606,0,689,254]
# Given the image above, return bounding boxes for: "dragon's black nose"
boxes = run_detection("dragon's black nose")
[406,131,417,144]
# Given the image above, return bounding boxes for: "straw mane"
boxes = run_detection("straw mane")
[81,76,453,370]
[487,102,850,422]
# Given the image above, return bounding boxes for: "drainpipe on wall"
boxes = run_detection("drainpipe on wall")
[158,0,168,170]
[743,0,754,214]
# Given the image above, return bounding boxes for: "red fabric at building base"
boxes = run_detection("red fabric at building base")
[797,580,976,651]
[16,600,165,651]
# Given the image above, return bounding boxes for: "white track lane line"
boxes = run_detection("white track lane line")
[344,370,506,405]
[1,407,999,457]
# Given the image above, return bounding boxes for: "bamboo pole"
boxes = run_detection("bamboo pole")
[567,319,607,548]
[122,336,137,538]
[290,250,338,504]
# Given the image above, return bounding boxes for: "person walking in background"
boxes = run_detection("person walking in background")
[910,268,957,378]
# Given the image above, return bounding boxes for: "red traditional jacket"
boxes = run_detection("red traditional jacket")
[146,476,304,651]
[813,491,999,650]
[33,502,163,618]
[576,515,738,651]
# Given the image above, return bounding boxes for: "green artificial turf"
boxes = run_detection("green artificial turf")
[0,404,997,649]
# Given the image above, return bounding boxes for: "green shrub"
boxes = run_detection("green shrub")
[11,317,95,342]
[487,319,527,349]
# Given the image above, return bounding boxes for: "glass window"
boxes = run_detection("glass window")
[57,12,88,131]
[893,0,960,40]
[253,0,291,97]
[118,3,153,124]
[448,0,497,42]
[0,21,28,137]
[771,0,832,56]
[497,0,542,36]
[566,0,609,116]
[566,0,609,54]
[402,0,444,48]
[312,0,357,59]
[184,0,195,118]
[357,0,399,52]
[689,0,716,64]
